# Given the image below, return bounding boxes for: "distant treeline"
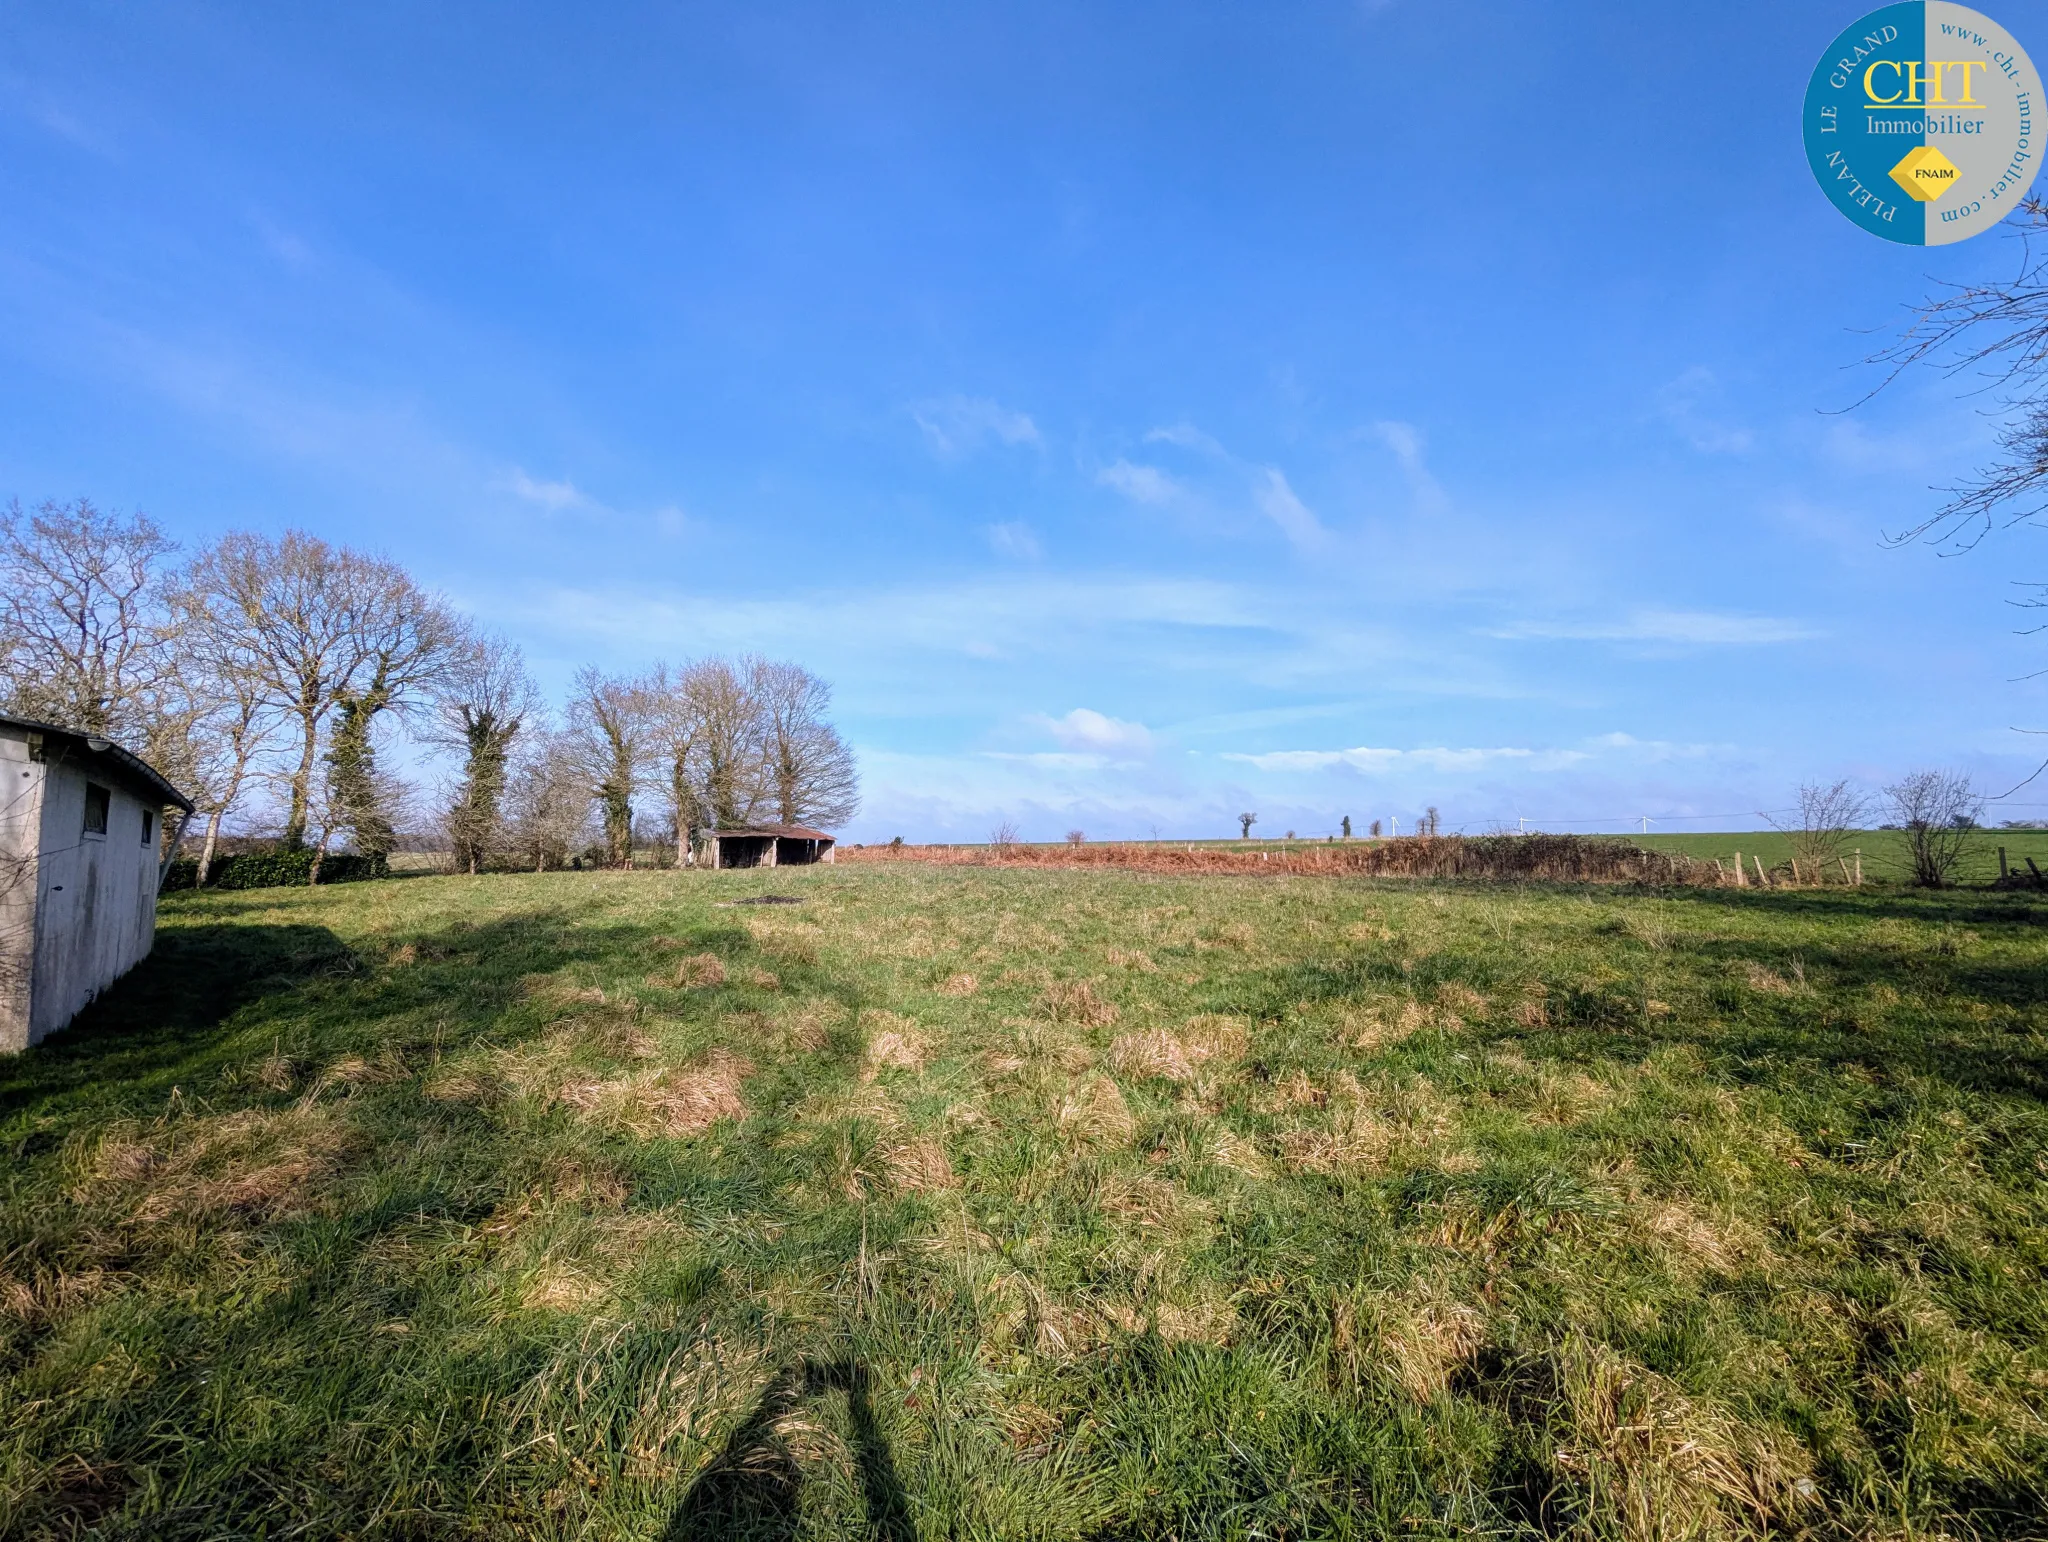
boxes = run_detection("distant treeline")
[1,498,858,882]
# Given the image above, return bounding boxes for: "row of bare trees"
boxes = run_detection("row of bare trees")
[0,498,858,877]
[563,657,858,868]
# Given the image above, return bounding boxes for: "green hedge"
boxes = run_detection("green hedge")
[162,849,389,892]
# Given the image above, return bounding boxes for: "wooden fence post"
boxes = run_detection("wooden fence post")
[1733,850,1746,887]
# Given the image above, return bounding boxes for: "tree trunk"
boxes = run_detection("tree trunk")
[284,709,319,847]
[197,810,223,886]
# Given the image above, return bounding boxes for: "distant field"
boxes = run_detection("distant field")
[3,864,2044,1537]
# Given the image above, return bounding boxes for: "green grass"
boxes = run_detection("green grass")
[3,866,2046,1539]
[1627,830,2048,887]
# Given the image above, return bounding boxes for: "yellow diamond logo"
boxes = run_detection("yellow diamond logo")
[1890,144,1961,202]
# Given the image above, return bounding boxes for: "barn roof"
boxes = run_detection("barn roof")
[706,824,835,841]
[0,713,196,812]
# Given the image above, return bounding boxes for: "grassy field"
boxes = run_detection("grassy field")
[3,866,2046,1539]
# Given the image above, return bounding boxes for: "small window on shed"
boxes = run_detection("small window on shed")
[142,808,155,845]
[83,783,110,836]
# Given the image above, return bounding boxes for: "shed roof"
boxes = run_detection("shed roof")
[0,713,196,812]
[706,825,835,841]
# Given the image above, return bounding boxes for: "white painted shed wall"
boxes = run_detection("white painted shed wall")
[0,726,166,1052]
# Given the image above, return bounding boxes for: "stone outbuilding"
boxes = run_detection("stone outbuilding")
[694,824,837,869]
[1,714,193,1052]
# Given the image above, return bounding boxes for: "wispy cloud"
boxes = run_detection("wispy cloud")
[986,521,1042,559]
[1145,422,1227,456]
[910,394,1041,456]
[1097,459,1181,504]
[1490,609,1820,645]
[503,469,593,511]
[1368,419,1448,512]
[1033,708,1155,756]
[1657,367,1753,454]
[1253,468,1328,551]
[1225,744,1587,773]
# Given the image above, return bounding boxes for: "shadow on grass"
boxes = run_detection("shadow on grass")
[0,920,354,1128]
[665,1360,913,1542]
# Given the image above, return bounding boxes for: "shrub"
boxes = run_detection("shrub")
[163,849,389,891]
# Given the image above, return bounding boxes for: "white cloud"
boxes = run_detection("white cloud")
[910,394,1041,456]
[1097,459,1181,505]
[986,521,1042,559]
[1368,419,1448,512]
[1253,468,1328,551]
[1145,422,1227,456]
[503,469,592,511]
[1491,610,1820,645]
[1656,367,1753,454]
[1033,708,1156,756]
[1224,744,1586,773]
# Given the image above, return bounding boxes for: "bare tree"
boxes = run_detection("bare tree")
[0,498,179,742]
[639,663,703,866]
[1884,770,1984,887]
[433,633,539,874]
[750,658,859,829]
[568,667,649,867]
[682,657,765,830]
[187,531,458,847]
[1769,779,1870,882]
[1238,812,1256,839]
[1869,200,2048,550]
[989,819,1020,853]
[506,729,590,871]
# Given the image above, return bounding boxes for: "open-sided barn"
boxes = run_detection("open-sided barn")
[694,824,836,869]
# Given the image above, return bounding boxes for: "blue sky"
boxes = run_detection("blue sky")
[5,0,2048,841]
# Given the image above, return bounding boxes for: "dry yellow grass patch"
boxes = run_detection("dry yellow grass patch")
[668,954,727,989]
[935,972,978,996]
[1531,1069,1611,1127]
[1277,1107,1394,1174]
[1259,1068,1327,1112]
[1642,1200,1768,1276]
[1058,1073,1135,1144]
[0,1266,114,1325]
[1435,982,1490,1018]
[1742,961,1803,994]
[424,1062,507,1104]
[1342,998,1440,1051]
[1346,920,1396,943]
[882,1136,957,1192]
[1108,1015,1247,1082]
[777,1001,834,1051]
[109,1106,362,1225]
[556,1050,752,1139]
[744,967,781,990]
[1105,948,1159,972]
[1041,979,1119,1028]
[862,1011,932,1078]
[1205,1127,1269,1178]
[1337,1283,1487,1401]
[1551,1340,1818,1538]
[314,1050,408,1094]
[388,942,419,966]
